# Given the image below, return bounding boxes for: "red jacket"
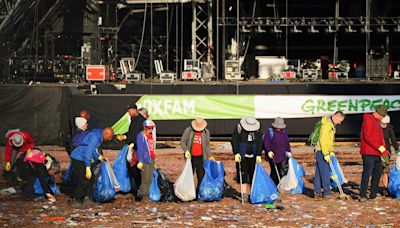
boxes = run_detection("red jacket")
[5,131,35,163]
[360,113,387,156]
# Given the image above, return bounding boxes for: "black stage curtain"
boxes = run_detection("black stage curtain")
[0,86,71,146]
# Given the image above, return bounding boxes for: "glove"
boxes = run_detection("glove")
[331,174,338,181]
[286,152,293,158]
[234,154,241,163]
[128,143,134,150]
[378,146,386,154]
[184,151,191,159]
[268,151,274,159]
[98,155,104,161]
[85,167,92,180]
[137,162,143,170]
[208,156,215,161]
[324,154,331,163]
[116,135,127,141]
[330,151,335,157]
[5,162,11,172]
[256,156,262,163]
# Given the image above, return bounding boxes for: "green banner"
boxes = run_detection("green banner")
[136,95,255,120]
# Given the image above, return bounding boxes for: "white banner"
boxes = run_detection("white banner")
[254,95,400,118]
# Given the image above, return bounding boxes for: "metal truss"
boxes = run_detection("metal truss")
[219,17,400,33]
[192,0,212,62]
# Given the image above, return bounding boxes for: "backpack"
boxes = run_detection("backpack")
[262,127,286,151]
[306,120,322,146]
[24,149,46,164]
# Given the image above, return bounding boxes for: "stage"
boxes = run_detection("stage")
[1,80,400,146]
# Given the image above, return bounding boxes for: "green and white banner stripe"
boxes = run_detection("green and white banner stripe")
[112,95,400,134]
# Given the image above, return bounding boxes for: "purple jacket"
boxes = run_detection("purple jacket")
[264,128,291,164]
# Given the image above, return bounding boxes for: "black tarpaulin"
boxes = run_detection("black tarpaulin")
[0,85,71,146]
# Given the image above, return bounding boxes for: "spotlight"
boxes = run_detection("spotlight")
[291,26,302,33]
[272,26,282,33]
[308,25,319,33]
[256,25,266,33]
[345,25,357,33]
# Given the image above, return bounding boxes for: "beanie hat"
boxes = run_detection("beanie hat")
[75,117,88,131]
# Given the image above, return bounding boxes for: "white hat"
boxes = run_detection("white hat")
[75,117,88,131]
[11,133,24,147]
[240,116,260,132]
[271,117,286,129]
[381,115,390,124]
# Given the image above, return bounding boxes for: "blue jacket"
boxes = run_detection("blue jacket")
[136,132,154,164]
[70,129,103,167]
[71,130,90,148]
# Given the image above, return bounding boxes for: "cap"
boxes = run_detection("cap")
[375,105,388,117]
[143,120,155,128]
[11,133,24,147]
[127,103,137,110]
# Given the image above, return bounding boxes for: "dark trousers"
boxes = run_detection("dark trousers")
[128,164,142,196]
[237,157,255,184]
[269,160,286,186]
[191,156,205,188]
[360,155,382,198]
[22,162,51,200]
[71,159,94,202]
[314,151,331,196]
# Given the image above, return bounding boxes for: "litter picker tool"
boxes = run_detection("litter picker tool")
[329,161,350,200]
[274,163,281,182]
[238,162,244,204]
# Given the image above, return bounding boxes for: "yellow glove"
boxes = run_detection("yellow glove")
[234,154,241,163]
[268,151,274,159]
[98,155,104,161]
[137,162,143,170]
[330,151,335,157]
[331,174,338,180]
[324,154,331,163]
[378,146,386,154]
[85,167,92,180]
[256,156,262,163]
[128,143,134,150]
[116,135,127,141]
[5,162,11,172]
[185,151,191,159]
[208,156,215,161]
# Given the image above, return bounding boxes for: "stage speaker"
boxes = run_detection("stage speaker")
[367,54,389,80]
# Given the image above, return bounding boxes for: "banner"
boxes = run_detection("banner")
[112,95,400,134]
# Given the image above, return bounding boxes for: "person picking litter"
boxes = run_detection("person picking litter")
[379,115,399,196]
[264,117,292,185]
[181,118,215,191]
[231,116,263,202]
[313,111,345,199]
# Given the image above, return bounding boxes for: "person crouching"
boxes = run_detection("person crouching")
[137,120,157,201]
[21,149,59,202]
[69,128,114,205]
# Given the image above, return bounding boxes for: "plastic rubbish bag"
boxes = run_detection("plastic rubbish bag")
[329,156,348,188]
[250,163,279,204]
[93,161,116,203]
[198,160,225,201]
[149,169,161,202]
[106,161,120,191]
[157,169,178,202]
[289,157,306,194]
[63,162,72,183]
[278,158,298,193]
[112,145,131,193]
[174,159,196,201]
[34,177,61,196]
[388,163,400,199]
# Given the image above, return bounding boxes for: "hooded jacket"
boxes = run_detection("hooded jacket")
[136,131,156,164]
[70,128,103,167]
[360,113,387,156]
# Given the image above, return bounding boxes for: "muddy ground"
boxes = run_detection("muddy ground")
[0,143,399,227]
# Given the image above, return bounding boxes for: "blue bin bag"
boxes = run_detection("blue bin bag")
[289,157,306,194]
[388,167,400,199]
[93,161,116,203]
[329,156,346,189]
[34,177,61,197]
[63,162,72,183]
[198,160,225,202]
[250,163,279,204]
[149,169,161,202]
[112,145,131,193]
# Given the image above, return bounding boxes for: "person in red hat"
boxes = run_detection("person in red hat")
[4,129,34,178]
